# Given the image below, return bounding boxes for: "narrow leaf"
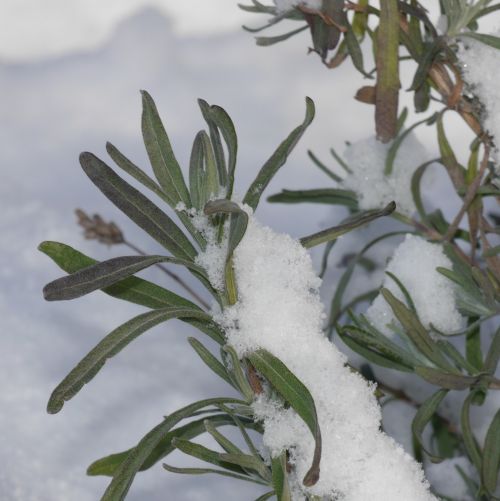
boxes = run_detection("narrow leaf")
[256,25,308,46]
[415,366,478,390]
[484,327,500,374]
[268,188,358,208]
[101,397,245,500]
[243,97,315,211]
[39,241,194,309]
[141,90,190,206]
[461,391,482,472]
[381,288,455,370]
[43,255,198,301]
[188,337,234,387]
[48,307,210,414]
[162,464,266,485]
[300,202,395,248]
[248,349,321,486]
[79,152,197,261]
[271,453,291,501]
[482,409,500,494]
[87,413,247,476]
[412,389,448,462]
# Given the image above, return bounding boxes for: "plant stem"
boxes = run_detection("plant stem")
[443,144,490,242]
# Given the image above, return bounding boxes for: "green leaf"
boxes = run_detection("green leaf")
[339,331,414,371]
[79,152,197,261]
[39,241,193,308]
[172,438,248,475]
[141,90,190,207]
[254,492,275,501]
[484,327,500,374]
[189,130,220,209]
[243,97,315,211]
[409,41,441,91]
[345,21,371,77]
[101,397,245,500]
[271,453,291,501]
[198,100,238,195]
[381,288,455,370]
[204,420,243,455]
[461,391,482,473]
[219,452,271,482]
[412,389,448,462]
[268,188,358,208]
[300,202,396,249]
[339,325,417,371]
[248,349,321,487]
[327,231,404,329]
[482,408,500,494]
[106,142,167,202]
[411,159,438,221]
[87,413,248,476]
[415,366,478,390]
[466,322,483,371]
[460,31,500,49]
[43,254,200,301]
[189,131,205,210]
[162,464,266,485]
[385,114,436,176]
[256,25,308,46]
[307,150,342,182]
[385,271,417,313]
[107,142,205,248]
[204,199,249,259]
[47,307,210,414]
[436,113,465,190]
[188,337,234,387]
[223,345,254,402]
[38,241,224,343]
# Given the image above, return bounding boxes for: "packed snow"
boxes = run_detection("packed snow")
[218,212,435,501]
[273,0,322,13]
[459,34,500,160]
[366,234,464,336]
[341,133,429,216]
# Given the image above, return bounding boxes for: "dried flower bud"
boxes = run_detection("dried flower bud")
[75,209,124,245]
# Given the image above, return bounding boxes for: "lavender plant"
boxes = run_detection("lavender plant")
[40,1,500,500]
[243,1,500,499]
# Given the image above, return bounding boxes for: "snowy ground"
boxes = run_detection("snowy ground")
[1,4,498,501]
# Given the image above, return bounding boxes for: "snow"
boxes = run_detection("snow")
[341,133,429,216]
[458,34,500,161]
[425,456,475,500]
[273,0,322,13]
[219,213,435,500]
[366,234,464,336]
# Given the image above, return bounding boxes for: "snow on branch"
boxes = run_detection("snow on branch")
[366,234,464,337]
[217,212,436,500]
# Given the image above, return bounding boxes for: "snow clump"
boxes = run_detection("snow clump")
[342,133,428,216]
[366,234,464,336]
[458,35,500,161]
[219,211,436,500]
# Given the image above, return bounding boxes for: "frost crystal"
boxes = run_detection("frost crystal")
[176,204,229,291]
[366,234,464,336]
[458,35,500,161]
[341,133,428,216]
[273,0,322,13]
[220,215,435,500]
